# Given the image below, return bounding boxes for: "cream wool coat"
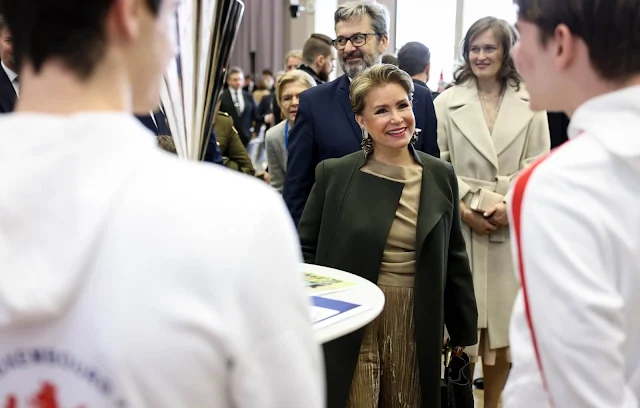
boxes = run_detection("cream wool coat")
[434,80,550,350]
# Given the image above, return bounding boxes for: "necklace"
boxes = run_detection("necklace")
[479,89,505,134]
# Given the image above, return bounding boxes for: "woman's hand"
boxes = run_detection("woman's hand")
[462,208,497,235]
[484,202,508,226]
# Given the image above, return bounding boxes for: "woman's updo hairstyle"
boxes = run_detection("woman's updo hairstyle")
[350,63,414,115]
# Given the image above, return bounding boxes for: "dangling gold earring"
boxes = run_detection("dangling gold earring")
[410,128,421,145]
[360,127,373,158]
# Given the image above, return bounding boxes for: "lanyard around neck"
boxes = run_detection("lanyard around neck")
[284,121,290,149]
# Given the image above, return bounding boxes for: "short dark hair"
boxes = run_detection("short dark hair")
[262,69,273,76]
[1,0,163,78]
[302,33,333,65]
[397,42,431,76]
[0,15,7,33]
[454,17,521,90]
[381,54,398,66]
[514,0,640,81]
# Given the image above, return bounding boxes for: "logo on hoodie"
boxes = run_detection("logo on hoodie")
[0,348,128,407]
[4,381,82,408]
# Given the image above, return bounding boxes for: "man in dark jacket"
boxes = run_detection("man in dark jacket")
[296,33,336,85]
[398,41,440,100]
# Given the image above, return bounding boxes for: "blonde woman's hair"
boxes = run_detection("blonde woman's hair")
[284,49,303,68]
[350,63,414,115]
[275,70,317,108]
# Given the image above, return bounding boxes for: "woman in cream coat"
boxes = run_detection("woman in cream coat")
[434,17,550,408]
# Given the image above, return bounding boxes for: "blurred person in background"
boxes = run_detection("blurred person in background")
[298,33,335,85]
[381,53,397,66]
[398,41,439,100]
[0,14,17,112]
[285,49,303,72]
[219,66,261,146]
[266,70,317,193]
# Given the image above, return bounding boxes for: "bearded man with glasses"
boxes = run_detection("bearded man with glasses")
[283,0,440,226]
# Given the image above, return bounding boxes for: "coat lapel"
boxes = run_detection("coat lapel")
[492,84,534,156]
[223,91,240,124]
[335,153,405,283]
[337,75,363,145]
[412,149,452,262]
[448,82,499,170]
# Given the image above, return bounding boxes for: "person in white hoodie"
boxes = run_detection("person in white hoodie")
[0,1,324,407]
[505,0,640,407]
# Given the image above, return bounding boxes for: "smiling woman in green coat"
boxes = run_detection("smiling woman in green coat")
[298,64,478,408]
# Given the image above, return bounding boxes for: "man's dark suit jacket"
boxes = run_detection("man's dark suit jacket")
[413,78,440,101]
[219,88,259,146]
[0,67,17,113]
[284,73,440,225]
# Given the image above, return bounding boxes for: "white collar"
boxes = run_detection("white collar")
[1,61,17,82]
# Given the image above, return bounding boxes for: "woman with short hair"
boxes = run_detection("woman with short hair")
[265,70,316,193]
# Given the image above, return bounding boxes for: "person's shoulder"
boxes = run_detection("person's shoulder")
[313,151,361,179]
[266,120,286,141]
[300,76,343,100]
[216,111,234,126]
[522,137,613,216]
[417,150,451,169]
[413,82,431,98]
[534,135,608,178]
[128,151,284,241]
[416,151,455,187]
[433,86,454,109]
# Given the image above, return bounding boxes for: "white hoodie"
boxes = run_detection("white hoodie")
[505,86,640,407]
[0,113,325,408]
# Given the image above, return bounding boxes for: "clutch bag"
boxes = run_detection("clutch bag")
[469,189,504,213]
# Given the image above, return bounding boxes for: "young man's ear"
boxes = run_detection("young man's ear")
[554,24,577,72]
[107,0,140,43]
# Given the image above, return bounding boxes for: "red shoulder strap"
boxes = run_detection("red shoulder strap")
[511,135,581,403]
[511,155,549,387]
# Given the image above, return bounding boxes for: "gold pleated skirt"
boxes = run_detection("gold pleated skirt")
[346,285,421,408]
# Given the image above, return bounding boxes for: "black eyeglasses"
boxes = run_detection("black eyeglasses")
[331,33,379,50]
